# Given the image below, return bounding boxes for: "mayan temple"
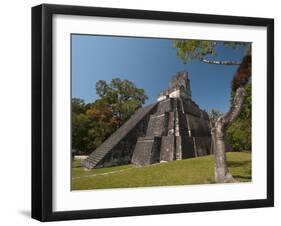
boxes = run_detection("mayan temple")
[82,72,211,169]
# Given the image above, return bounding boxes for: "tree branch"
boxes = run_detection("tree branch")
[222,87,246,126]
[199,58,241,65]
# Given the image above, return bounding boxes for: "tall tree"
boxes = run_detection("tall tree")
[72,78,148,154]
[95,78,148,124]
[174,40,251,183]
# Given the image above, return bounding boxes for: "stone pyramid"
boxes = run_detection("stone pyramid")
[82,72,211,169]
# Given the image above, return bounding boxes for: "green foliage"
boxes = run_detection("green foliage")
[173,40,248,64]
[95,78,147,122]
[173,40,215,63]
[72,152,251,190]
[72,113,91,153]
[72,98,90,153]
[208,108,224,125]
[72,78,148,154]
[226,84,251,151]
[72,98,87,114]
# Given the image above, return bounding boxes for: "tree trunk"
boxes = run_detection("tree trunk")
[212,119,235,183]
[213,87,246,183]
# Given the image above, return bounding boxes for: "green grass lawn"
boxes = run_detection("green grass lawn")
[72,152,251,190]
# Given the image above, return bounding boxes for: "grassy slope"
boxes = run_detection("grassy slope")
[72,152,251,190]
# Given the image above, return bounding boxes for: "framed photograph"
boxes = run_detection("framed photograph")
[32,4,274,221]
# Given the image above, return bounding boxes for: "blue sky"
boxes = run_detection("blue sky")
[72,34,247,113]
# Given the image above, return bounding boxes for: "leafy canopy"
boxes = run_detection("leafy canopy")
[173,40,248,64]
[72,78,148,154]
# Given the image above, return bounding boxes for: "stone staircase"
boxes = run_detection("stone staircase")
[81,102,158,169]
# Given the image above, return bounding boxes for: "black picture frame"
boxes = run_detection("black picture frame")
[32,3,274,222]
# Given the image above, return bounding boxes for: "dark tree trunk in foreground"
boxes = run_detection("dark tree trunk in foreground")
[212,87,246,183]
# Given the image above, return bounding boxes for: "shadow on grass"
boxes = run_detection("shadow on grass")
[227,160,251,168]
[72,165,82,168]
[205,178,215,184]
[233,175,252,180]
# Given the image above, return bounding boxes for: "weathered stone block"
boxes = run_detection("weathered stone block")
[160,136,175,161]
[178,136,195,158]
[187,114,210,137]
[157,98,172,114]
[193,136,211,156]
[131,137,161,166]
[167,112,175,136]
[146,113,168,136]
[178,111,189,135]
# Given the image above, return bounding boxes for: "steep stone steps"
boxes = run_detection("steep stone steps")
[82,102,158,169]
